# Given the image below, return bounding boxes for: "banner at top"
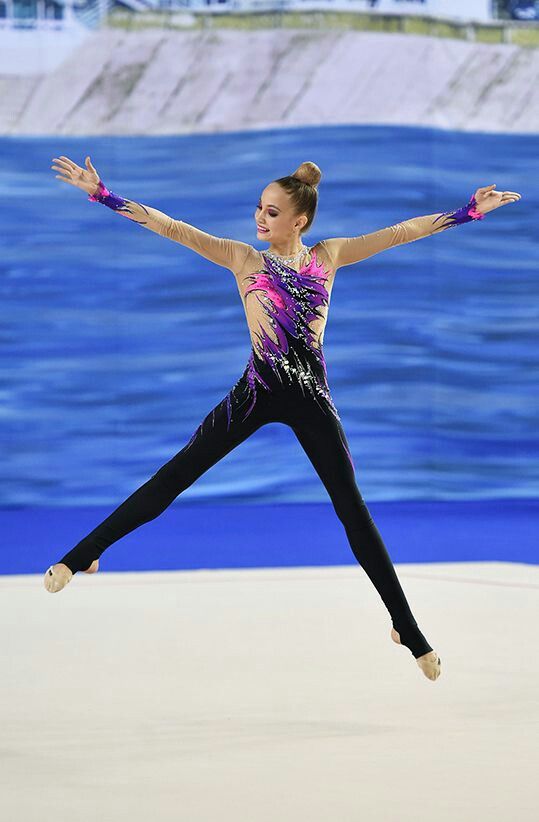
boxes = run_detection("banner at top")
[373,0,493,22]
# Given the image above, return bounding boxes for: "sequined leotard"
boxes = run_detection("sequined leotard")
[57,181,485,658]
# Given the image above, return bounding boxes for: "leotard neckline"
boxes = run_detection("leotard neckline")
[260,245,320,275]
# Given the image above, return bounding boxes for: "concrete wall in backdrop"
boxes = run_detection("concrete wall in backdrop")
[1,27,538,135]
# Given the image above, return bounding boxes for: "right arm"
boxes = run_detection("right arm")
[51,155,251,275]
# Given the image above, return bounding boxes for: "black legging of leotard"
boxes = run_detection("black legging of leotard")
[58,354,433,659]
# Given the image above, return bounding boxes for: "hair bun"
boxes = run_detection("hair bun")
[291,161,322,189]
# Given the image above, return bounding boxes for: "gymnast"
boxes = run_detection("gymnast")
[45,154,521,681]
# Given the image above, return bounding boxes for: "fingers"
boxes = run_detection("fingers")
[86,157,99,179]
[476,183,522,207]
[54,175,76,186]
[51,166,74,185]
[58,155,78,170]
[501,191,522,203]
[51,157,79,175]
[51,156,78,186]
[478,184,521,200]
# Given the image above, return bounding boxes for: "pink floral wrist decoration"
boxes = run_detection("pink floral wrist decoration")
[466,196,485,220]
[88,179,128,211]
[432,194,486,229]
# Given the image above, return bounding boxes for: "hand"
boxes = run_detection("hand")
[51,154,101,196]
[473,184,522,215]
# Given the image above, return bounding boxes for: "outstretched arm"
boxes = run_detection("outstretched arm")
[51,155,251,275]
[322,185,522,270]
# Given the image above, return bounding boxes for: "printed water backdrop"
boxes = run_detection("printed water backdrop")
[0,124,537,509]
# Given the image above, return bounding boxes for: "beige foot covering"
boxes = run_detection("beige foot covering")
[391,627,442,681]
[43,560,99,593]
[44,563,73,593]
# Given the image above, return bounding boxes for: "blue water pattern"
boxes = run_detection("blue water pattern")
[0,125,537,507]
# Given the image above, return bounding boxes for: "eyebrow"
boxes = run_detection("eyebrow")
[258,201,281,211]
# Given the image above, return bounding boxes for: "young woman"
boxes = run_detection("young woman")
[45,154,521,681]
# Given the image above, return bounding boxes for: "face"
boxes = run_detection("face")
[254,182,308,243]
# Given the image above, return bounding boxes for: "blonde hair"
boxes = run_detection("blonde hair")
[273,161,322,235]
[290,161,322,189]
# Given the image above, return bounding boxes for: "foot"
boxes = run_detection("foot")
[43,559,99,593]
[84,559,99,574]
[391,627,442,681]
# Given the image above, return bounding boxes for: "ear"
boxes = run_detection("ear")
[295,214,308,231]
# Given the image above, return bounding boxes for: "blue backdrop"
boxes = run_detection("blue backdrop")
[1,124,537,571]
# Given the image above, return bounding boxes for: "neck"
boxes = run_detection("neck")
[266,239,305,257]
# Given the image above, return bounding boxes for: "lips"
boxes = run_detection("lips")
[257,225,269,233]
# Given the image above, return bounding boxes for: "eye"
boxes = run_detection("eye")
[256,204,278,217]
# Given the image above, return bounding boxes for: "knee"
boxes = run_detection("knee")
[333,493,374,531]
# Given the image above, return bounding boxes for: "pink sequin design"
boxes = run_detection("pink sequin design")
[242,249,341,422]
[88,180,134,217]
[433,194,486,228]
[182,249,354,472]
[245,249,329,371]
[467,202,485,220]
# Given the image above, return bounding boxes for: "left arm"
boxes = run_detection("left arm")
[323,185,522,270]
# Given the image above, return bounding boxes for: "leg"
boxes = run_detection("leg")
[290,404,434,660]
[54,378,267,576]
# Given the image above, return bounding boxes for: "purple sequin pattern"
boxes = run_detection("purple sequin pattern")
[88,180,133,216]
[242,250,341,422]
[432,194,485,228]
[183,245,355,469]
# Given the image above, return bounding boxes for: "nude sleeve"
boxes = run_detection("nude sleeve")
[146,211,252,275]
[322,196,486,270]
[87,181,252,276]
